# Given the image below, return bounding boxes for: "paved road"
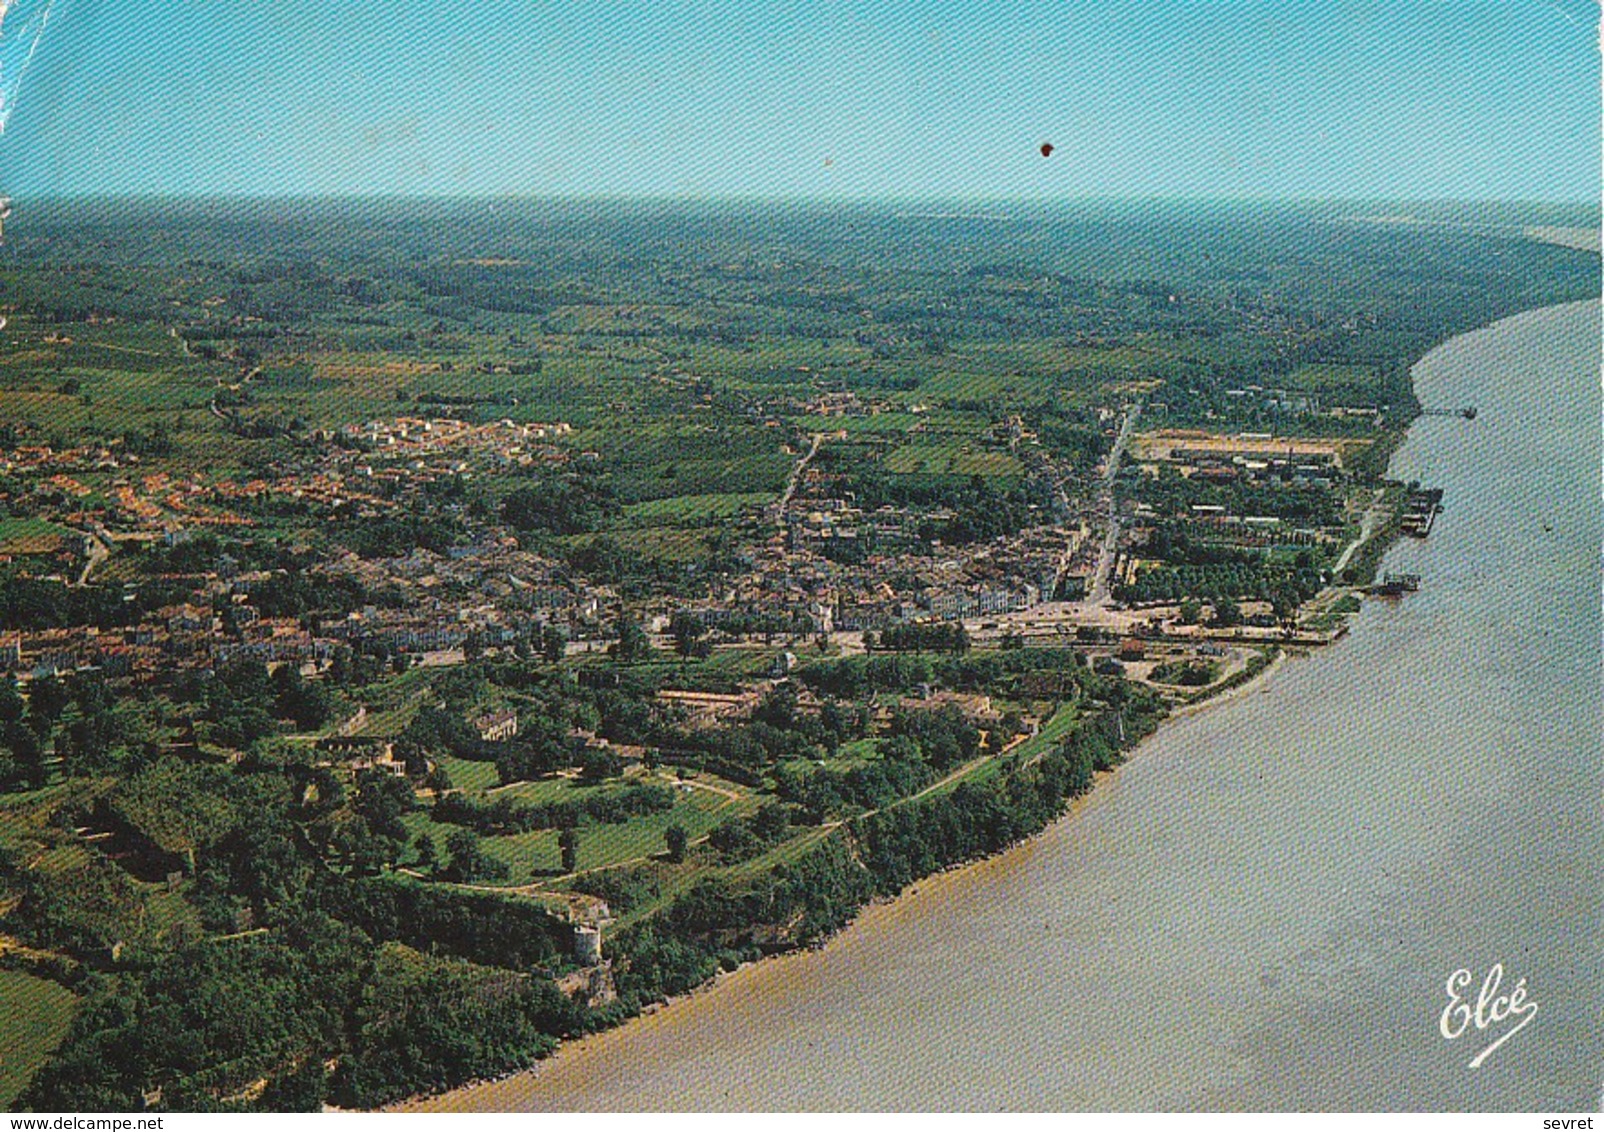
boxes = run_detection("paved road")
[1087,402,1141,606]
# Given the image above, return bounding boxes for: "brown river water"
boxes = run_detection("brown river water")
[418,298,1602,1112]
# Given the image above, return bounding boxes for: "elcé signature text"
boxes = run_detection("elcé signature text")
[1439,963,1538,1068]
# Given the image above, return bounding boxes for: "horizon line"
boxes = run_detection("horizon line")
[6,190,1599,210]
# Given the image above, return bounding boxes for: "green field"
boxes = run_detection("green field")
[1283,362,1380,390]
[0,968,78,1108]
[620,491,774,527]
[432,754,502,793]
[0,518,76,556]
[406,767,762,887]
[884,445,1022,477]
[815,736,882,771]
[556,783,754,874]
[491,775,620,805]
[790,412,927,435]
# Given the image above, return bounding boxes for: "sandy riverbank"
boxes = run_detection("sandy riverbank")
[1525,225,1602,253]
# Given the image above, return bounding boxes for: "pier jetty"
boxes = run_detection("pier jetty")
[1402,487,1444,537]
[1369,572,1422,597]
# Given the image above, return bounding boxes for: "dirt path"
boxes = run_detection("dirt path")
[775,433,823,534]
[73,531,109,586]
[1331,487,1387,576]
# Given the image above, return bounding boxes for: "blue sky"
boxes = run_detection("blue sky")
[4,0,1599,200]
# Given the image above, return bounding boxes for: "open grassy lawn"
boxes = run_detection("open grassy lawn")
[477,827,561,881]
[433,754,502,793]
[407,768,760,887]
[816,737,882,771]
[460,783,754,885]
[492,775,613,805]
[0,969,78,1108]
[565,783,757,870]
